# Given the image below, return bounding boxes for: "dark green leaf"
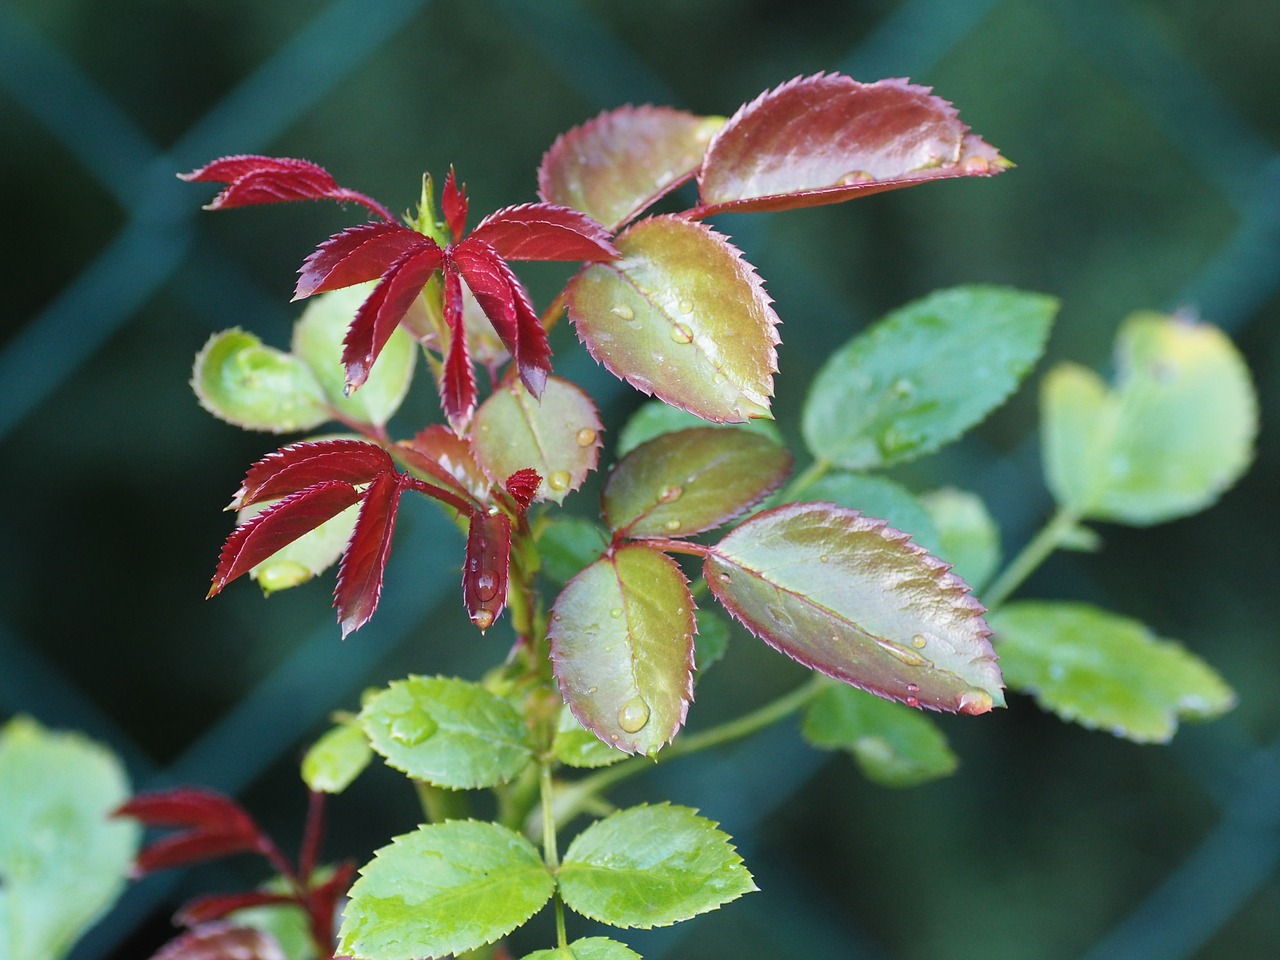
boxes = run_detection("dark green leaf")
[559,804,755,928]
[192,328,329,433]
[538,516,609,585]
[990,602,1235,742]
[617,399,782,456]
[568,216,779,423]
[694,607,731,674]
[359,676,533,789]
[520,937,642,960]
[301,721,372,794]
[549,546,694,756]
[802,286,1058,469]
[706,503,1003,714]
[919,488,1001,590]
[339,820,554,960]
[803,683,957,787]
[804,472,940,556]
[603,428,791,538]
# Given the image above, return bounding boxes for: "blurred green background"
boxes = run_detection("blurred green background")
[2,0,1278,957]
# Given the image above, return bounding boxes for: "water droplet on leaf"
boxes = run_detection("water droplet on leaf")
[658,485,683,503]
[609,607,622,619]
[664,519,681,531]
[958,689,995,714]
[911,634,928,649]
[549,471,571,491]
[836,170,875,185]
[877,639,929,667]
[678,299,694,314]
[389,708,438,746]
[611,305,634,321]
[670,323,694,344]
[618,697,651,733]
[576,428,597,447]
[473,571,498,602]
[962,155,991,174]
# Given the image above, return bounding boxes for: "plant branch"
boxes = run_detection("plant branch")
[782,457,831,501]
[983,506,1081,610]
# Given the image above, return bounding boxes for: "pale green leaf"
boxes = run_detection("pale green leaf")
[552,709,626,770]
[520,937,643,960]
[568,216,779,423]
[990,601,1236,742]
[804,472,940,556]
[301,721,372,794]
[359,676,533,789]
[192,328,329,433]
[239,499,360,595]
[919,487,1001,589]
[803,286,1058,469]
[803,683,957,787]
[1041,312,1257,524]
[339,820,554,960]
[559,804,756,928]
[0,716,139,960]
[617,399,782,456]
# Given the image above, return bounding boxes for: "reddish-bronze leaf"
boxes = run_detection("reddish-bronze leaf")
[175,890,294,926]
[231,439,395,510]
[442,168,469,241]
[440,265,479,431]
[463,509,512,631]
[305,861,356,932]
[398,425,489,502]
[334,473,403,637]
[294,222,430,300]
[135,828,262,874]
[468,203,620,262]
[150,923,286,960]
[342,244,443,392]
[115,787,258,833]
[180,155,339,209]
[538,105,724,231]
[695,74,1010,216]
[210,482,364,597]
[505,468,541,510]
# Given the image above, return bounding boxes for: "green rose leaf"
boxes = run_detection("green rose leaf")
[694,606,731,674]
[803,472,941,557]
[239,499,360,595]
[603,428,791,539]
[0,716,139,960]
[803,286,1058,469]
[292,284,417,429]
[538,516,610,585]
[520,937,642,960]
[705,503,1003,714]
[920,487,1001,590]
[559,804,756,928]
[617,399,782,456]
[359,676,533,790]
[552,709,626,770]
[301,720,372,795]
[192,328,329,433]
[1041,312,1257,525]
[568,215,779,424]
[989,601,1235,743]
[539,104,724,232]
[339,820,555,960]
[471,376,603,505]
[802,683,957,787]
[549,545,695,756]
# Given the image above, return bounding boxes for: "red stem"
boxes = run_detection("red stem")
[298,790,326,882]
[623,536,712,557]
[403,476,481,516]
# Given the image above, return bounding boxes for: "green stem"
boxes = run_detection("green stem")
[540,761,569,950]
[783,457,831,501]
[983,506,1080,610]
[413,780,469,823]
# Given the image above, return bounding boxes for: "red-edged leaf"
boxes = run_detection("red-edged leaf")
[210,481,364,597]
[397,425,489,502]
[463,509,512,631]
[181,155,320,185]
[442,167,469,241]
[334,473,403,637]
[538,105,723,231]
[468,203,620,262]
[342,244,443,392]
[179,155,339,210]
[231,439,395,510]
[695,74,1010,216]
[115,788,258,833]
[440,265,479,431]
[175,890,294,926]
[150,923,286,960]
[136,827,262,874]
[505,468,540,510]
[295,222,429,300]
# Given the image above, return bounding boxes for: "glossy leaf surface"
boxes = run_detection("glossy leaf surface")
[521,937,642,960]
[151,923,285,960]
[990,602,1235,742]
[549,546,694,755]
[802,683,957,787]
[617,398,783,456]
[398,424,490,501]
[603,428,791,538]
[803,286,1057,469]
[242,500,359,595]
[469,203,619,262]
[1041,312,1257,525]
[696,74,1009,216]
[334,473,403,638]
[301,721,372,794]
[340,820,554,960]
[359,676,533,789]
[0,717,139,960]
[706,503,1003,713]
[559,804,755,928]
[920,488,1001,591]
[568,216,778,423]
[181,154,360,213]
[192,329,328,433]
[463,509,512,631]
[539,105,724,231]
[471,376,602,505]
[294,222,423,299]
[803,472,940,557]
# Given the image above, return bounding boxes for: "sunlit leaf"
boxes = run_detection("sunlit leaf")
[568,216,778,423]
[549,546,694,756]
[705,503,1003,713]
[192,329,329,433]
[803,472,940,557]
[617,398,783,456]
[990,602,1235,742]
[539,104,724,231]
[339,820,554,960]
[919,488,1001,591]
[695,74,1010,216]
[520,936,642,960]
[803,286,1057,469]
[603,428,791,538]
[359,676,533,789]
[471,376,603,505]
[559,804,756,928]
[1041,312,1257,525]
[0,717,138,960]
[301,721,372,794]
[802,683,957,787]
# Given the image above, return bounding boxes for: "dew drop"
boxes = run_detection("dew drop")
[892,378,915,397]
[618,697,651,733]
[718,572,732,584]
[486,504,501,516]
[877,639,929,667]
[627,319,643,330]
[588,686,598,694]
[549,471,571,491]
[609,607,623,619]
[677,299,693,314]
[473,571,498,602]
[904,695,919,708]
[962,155,991,174]
[819,554,829,563]
[836,170,875,185]
[658,485,683,503]
[906,683,920,693]
[712,373,726,384]
[958,689,994,714]
[576,427,597,447]
[389,709,438,746]
[664,519,681,531]
[911,634,928,649]
[611,304,634,321]
[670,323,694,344]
